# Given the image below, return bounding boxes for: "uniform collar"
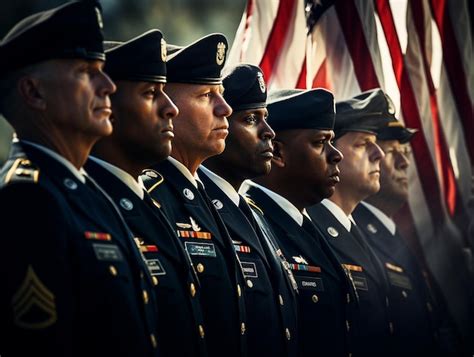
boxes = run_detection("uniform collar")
[20,139,86,183]
[321,199,353,232]
[168,156,201,188]
[88,156,144,200]
[360,201,396,235]
[240,180,308,226]
[200,165,240,206]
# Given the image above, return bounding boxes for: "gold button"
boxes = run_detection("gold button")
[190,283,196,297]
[246,280,253,288]
[285,328,291,340]
[241,322,246,335]
[237,284,242,297]
[401,290,408,298]
[346,293,351,304]
[152,276,159,286]
[143,290,149,304]
[279,295,284,305]
[389,322,394,334]
[312,294,319,303]
[426,302,433,312]
[150,333,157,348]
[198,325,205,338]
[109,265,118,276]
[346,320,350,332]
[197,263,205,273]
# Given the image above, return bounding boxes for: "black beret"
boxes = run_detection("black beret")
[0,1,105,76]
[222,64,267,112]
[166,33,228,85]
[334,88,396,138]
[104,30,167,83]
[266,88,335,131]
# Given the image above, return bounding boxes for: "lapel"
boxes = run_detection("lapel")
[85,159,182,265]
[154,160,227,249]
[17,143,133,257]
[246,186,340,281]
[307,203,386,287]
[199,170,269,266]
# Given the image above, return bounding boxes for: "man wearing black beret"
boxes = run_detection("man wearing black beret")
[140,34,247,357]
[86,30,209,357]
[241,88,359,357]
[307,88,396,355]
[0,2,160,356]
[199,64,298,357]
[352,107,464,356]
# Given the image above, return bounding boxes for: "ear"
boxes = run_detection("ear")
[271,140,286,168]
[17,75,47,111]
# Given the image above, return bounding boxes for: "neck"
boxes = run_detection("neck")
[365,194,403,217]
[254,176,306,212]
[171,146,204,175]
[204,158,243,191]
[19,129,93,169]
[329,189,360,216]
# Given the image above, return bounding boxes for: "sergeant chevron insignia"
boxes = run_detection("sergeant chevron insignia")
[12,265,57,329]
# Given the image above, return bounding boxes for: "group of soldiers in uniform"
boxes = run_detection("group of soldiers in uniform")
[0,1,469,356]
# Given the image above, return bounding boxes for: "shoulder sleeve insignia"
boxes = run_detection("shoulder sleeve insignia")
[244,196,264,216]
[11,265,57,329]
[142,169,164,193]
[5,158,40,184]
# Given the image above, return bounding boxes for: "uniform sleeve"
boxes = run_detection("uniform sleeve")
[0,183,74,356]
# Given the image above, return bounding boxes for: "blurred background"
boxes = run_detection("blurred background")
[0,0,246,163]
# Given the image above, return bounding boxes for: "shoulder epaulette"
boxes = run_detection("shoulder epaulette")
[142,169,164,193]
[4,158,40,184]
[244,196,264,216]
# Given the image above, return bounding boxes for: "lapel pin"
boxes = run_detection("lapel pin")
[327,226,339,237]
[183,188,195,200]
[120,198,133,211]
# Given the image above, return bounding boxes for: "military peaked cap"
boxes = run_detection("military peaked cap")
[166,33,228,85]
[335,88,397,138]
[222,64,267,112]
[104,29,167,83]
[376,118,417,143]
[266,88,335,131]
[0,0,105,76]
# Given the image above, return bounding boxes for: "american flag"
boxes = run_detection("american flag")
[228,0,473,339]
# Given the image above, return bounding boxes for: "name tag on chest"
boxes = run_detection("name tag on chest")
[185,242,217,257]
[296,276,325,291]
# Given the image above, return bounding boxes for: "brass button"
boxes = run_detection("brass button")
[311,294,319,303]
[152,276,159,286]
[143,290,149,304]
[389,322,394,334]
[246,279,253,288]
[346,320,350,332]
[426,302,433,312]
[150,333,157,348]
[198,325,205,338]
[109,265,118,276]
[401,290,408,298]
[197,263,205,273]
[285,328,291,340]
[241,322,246,335]
[237,284,242,297]
[279,295,284,305]
[346,293,350,304]
[190,283,196,297]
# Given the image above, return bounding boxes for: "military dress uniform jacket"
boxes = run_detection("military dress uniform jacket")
[199,168,298,357]
[353,203,445,356]
[85,158,208,357]
[307,203,394,356]
[0,142,159,357]
[141,159,247,357]
[245,185,358,357]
